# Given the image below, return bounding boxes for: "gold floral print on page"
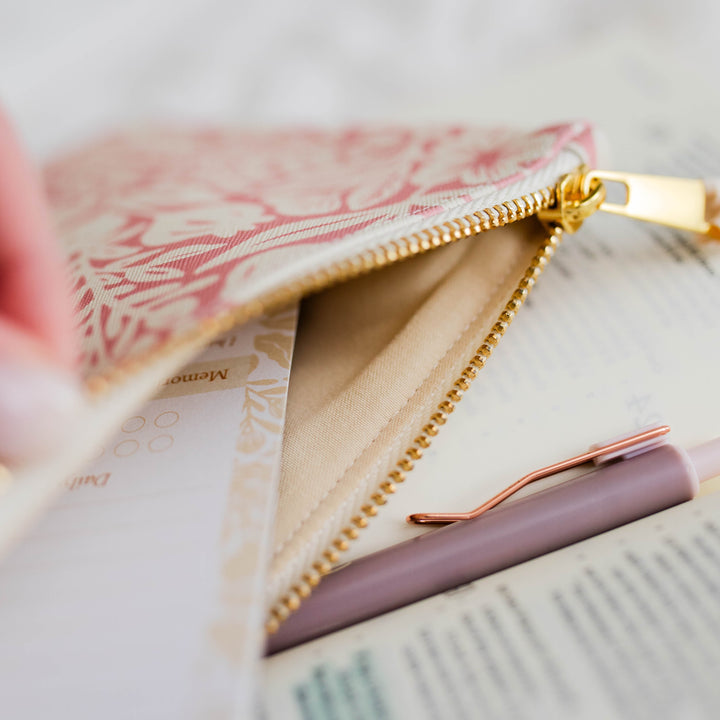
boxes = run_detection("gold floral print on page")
[206,307,298,688]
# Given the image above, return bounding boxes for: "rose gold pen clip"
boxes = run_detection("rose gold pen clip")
[407,424,671,525]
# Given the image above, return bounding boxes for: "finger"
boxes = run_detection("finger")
[0,109,77,369]
[0,111,82,463]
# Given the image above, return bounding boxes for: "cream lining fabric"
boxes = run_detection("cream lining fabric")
[271,219,547,602]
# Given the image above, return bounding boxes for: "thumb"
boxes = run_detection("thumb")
[0,349,84,465]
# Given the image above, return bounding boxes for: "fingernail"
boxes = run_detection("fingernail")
[0,360,84,464]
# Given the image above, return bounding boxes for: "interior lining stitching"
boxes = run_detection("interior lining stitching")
[273,237,520,559]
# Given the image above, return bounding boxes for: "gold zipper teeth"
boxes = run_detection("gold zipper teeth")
[265,187,561,634]
[78,179,561,633]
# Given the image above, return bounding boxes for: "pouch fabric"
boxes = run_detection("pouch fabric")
[45,123,594,377]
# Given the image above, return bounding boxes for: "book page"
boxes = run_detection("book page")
[263,487,720,720]
[0,309,297,720]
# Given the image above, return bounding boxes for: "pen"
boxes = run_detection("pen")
[266,426,720,655]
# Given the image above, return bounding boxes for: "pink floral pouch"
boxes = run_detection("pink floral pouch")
[6,121,595,624]
[45,122,594,379]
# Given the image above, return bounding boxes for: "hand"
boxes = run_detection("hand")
[0,109,81,464]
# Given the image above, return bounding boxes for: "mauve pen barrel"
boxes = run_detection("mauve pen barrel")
[266,444,698,655]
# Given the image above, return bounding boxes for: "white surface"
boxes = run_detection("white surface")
[1,0,719,159]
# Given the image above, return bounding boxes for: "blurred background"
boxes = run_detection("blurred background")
[2,0,718,160]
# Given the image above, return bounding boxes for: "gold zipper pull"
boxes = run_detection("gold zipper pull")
[541,165,720,239]
[585,170,720,239]
[538,165,606,233]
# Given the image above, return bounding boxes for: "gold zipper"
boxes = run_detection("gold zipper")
[263,182,571,632]
[265,222,565,631]
[264,164,720,633]
[540,166,720,238]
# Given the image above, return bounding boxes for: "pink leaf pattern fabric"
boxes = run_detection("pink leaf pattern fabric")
[45,123,594,375]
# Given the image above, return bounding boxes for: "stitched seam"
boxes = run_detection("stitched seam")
[274,246,517,558]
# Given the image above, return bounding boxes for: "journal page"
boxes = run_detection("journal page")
[0,310,296,720]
